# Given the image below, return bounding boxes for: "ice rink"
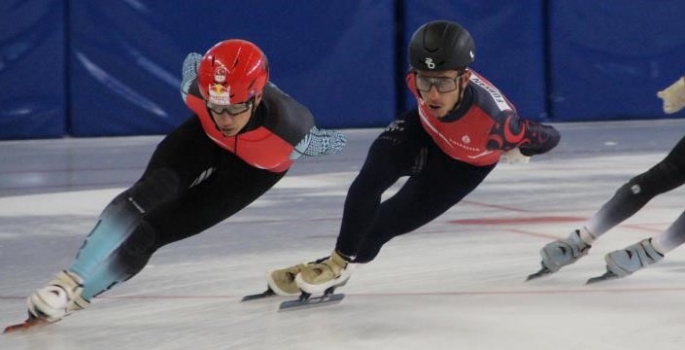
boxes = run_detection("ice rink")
[2,119,685,350]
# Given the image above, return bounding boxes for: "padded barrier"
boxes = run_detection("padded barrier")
[3,1,684,139]
[68,1,395,136]
[549,1,685,121]
[0,0,67,139]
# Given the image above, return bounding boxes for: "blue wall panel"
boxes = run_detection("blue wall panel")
[549,1,685,121]
[69,1,396,136]
[402,1,548,121]
[0,0,66,139]
[5,1,683,139]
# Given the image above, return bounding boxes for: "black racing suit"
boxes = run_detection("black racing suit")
[336,71,560,263]
[69,83,318,300]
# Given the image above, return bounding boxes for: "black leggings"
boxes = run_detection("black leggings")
[143,117,286,247]
[71,117,285,299]
[335,113,495,263]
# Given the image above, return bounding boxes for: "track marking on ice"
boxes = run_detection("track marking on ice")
[4,286,685,301]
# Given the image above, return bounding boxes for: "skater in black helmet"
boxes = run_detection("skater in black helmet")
[8,39,346,332]
[528,74,685,284]
[266,20,560,297]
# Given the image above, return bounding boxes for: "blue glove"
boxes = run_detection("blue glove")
[180,52,202,101]
[291,127,347,159]
[314,128,347,155]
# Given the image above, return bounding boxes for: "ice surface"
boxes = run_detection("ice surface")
[2,120,685,350]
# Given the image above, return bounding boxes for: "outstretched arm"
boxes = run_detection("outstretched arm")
[488,110,560,157]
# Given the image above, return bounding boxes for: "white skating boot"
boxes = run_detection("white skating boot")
[27,270,90,323]
[295,250,354,295]
[605,238,664,277]
[527,229,592,280]
[586,238,664,284]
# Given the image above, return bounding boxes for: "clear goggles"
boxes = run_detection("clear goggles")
[415,73,463,93]
[206,99,254,116]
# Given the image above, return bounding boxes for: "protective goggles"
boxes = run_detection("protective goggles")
[415,73,462,93]
[206,99,254,116]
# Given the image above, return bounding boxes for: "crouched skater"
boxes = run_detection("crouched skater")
[9,39,346,331]
[265,20,560,299]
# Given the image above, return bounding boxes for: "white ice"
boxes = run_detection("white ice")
[2,120,685,350]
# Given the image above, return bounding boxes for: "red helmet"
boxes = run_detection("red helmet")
[197,39,269,105]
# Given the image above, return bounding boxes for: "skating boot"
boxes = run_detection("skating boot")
[266,263,308,296]
[28,270,90,322]
[244,257,329,301]
[5,270,90,333]
[295,250,353,295]
[527,229,592,280]
[587,238,664,284]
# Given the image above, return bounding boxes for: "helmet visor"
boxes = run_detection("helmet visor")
[415,74,460,93]
[206,99,253,116]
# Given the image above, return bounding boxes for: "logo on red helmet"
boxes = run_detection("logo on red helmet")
[208,83,232,105]
[206,65,233,104]
[214,66,227,83]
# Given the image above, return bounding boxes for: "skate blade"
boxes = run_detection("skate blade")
[525,266,553,281]
[278,293,345,311]
[241,287,277,302]
[586,270,620,285]
[3,317,47,334]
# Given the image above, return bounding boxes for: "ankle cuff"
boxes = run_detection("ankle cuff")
[578,227,595,244]
[649,237,667,255]
[334,250,353,262]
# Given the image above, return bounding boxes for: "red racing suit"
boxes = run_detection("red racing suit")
[407,70,558,166]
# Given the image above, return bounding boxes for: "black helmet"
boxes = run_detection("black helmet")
[409,20,475,71]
